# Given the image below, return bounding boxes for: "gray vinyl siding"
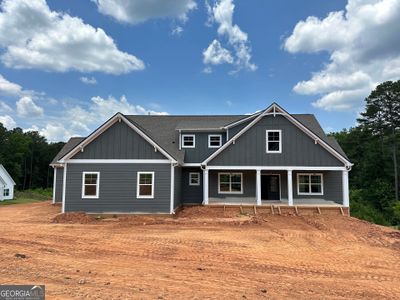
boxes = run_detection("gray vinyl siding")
[64,163,171,213]
[228,119,252,138]
[73,121,166,160]
[181,168,203,204]
[183,132,226,163]
[209,115,343,166]
[209,170,256,198]
[174,166,182,209]
[54,167,64,203]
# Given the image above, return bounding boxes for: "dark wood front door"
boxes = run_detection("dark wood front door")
[261,175,280,200]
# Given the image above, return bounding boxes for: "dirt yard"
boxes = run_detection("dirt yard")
[0,202,399,299]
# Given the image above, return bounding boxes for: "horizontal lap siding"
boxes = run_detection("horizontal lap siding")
[55,167,64,203]
[64,163,171,213]
[210,115,343,166]
[181,168,203,204]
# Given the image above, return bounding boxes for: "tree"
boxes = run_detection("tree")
[358,81,400,201]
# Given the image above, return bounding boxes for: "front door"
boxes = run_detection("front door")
[261,175,280,201]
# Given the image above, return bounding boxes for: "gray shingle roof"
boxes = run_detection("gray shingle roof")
[52,113,348,164]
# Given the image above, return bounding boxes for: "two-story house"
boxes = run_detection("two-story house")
[50,103,352,214]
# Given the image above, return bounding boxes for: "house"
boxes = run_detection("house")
[50,103,352,214]
[0,164,15,201]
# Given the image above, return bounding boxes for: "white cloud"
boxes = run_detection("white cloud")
[16,96,44,117]
[0,115,16,129]
[204,0,256,72]
[0,0,144,74]
[203,39,233,65]
[0,74,23,96]
[0,100,12,113]
[171,26,184,36]
[284,0,400,111]
[93,0,197,24]
[80,76,97,85]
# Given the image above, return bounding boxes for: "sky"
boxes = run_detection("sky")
[0,0,399,142]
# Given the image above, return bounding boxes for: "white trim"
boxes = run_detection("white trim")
[206,166,347,171]
[287,170,293,206]
[218,172,243,194]
[256,169,261,205]
[181,134,195,148]
[170,165,175,214]
[189,172,200,186]
[202,103,352,167]
[182,163,201,167]
[261,173,281,201]
[224,112,261,129]
[52,167,56,204]
[177,128,225,132]
[0,164,16,185]
[203,169,209,205]
[266,130,282,154]
[67,159,171,164]
[208,134,222,148]
[342,170,349,207]
[296,173,324,196]
[58,113,176,163]
[82,172,100,199]
[137,171,155,199]
[62,164,67,213]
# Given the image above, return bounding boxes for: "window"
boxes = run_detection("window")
[208,134,222,148]
[266,130,282,153]
[182,134,195,148]
[82,172,100,198]
[297,173,323,195]
[189,173,200,186]
[137,172,154,198]
[3,188,9,197]
[218,173,243,194]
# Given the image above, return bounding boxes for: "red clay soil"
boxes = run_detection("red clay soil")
[0,202,399,299]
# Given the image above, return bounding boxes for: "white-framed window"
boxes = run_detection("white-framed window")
[297,173,323,195]
[82,172,100,199]
[137,172,155,198]
[182,134,195,148]
[208,134,222,148]
[266,130,282,153]
[189,172,200,186]
[3,188,9,197]
[218,173,243,194]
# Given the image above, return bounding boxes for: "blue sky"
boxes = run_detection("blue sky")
[0,0,399,141]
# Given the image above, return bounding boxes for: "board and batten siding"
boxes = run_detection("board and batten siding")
[174,166,182,209]
[181,168,203,204]
[54,167,64,203]
[209,115,343,166]
[64,163,171,213]
[72,121,166,160]
[183,132,226,163]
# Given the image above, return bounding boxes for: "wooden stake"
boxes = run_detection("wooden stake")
[253,205,257,215]
[277,206,282,215]
[339,207,344,216]
[294,206,299,215]
[240,206,243,214]
[271,205,274,215]
[317,207,321,214]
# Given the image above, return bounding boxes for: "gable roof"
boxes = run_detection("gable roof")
[202,103,352,167]
[0,164,16,185]
[51,137,85,165]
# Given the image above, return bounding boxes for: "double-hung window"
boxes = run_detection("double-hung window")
[182,135,195,148]
[297,173,323,195]
[82,172,100,199]
[218,173,243,194]
[189,173,200,186]
[3,188,9,197]
[266,130,282,153]
[208,135,222,148]
[137,172,154,198]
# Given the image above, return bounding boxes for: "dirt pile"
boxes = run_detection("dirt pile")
[52,212,96,224]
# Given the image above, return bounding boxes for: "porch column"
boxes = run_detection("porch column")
[342,170,349,207]
[203,169,209,205]
[256,169,261,206]
[52,167,56,204]
[287,170,293,206]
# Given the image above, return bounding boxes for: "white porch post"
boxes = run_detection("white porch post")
[256,169,261,206]
[342,170,349,207]
[287,169,293,206]
[62,164,67,213]
[52,167,56,204]
[203,168,209,205]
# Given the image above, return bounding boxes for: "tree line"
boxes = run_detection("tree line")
[0,126,64,190]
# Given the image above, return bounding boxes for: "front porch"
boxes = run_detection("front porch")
[203,167,350,207]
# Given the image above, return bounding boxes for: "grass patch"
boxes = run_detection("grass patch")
[0,188,52,206]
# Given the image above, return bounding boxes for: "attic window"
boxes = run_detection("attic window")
[182,134,195,148]
[266,130,282,153]
[208,135,222,148]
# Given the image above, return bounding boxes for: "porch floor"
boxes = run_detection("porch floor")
[208,197,342,206]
